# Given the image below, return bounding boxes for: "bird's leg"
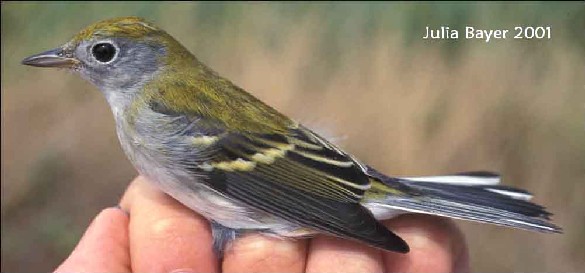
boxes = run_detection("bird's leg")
[210,221,240,260]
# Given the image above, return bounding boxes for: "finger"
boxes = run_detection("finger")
[120,176,218,273]
[305,235,384,273]
[382,214,469,273]
[222,233,308,273]
[54,207,130,273]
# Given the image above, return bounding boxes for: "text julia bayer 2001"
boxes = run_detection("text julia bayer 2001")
[423,26,552,43]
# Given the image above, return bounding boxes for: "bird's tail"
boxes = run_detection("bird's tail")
[363,167,562,233]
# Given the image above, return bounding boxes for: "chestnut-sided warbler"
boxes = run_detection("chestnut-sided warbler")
[22,17,560,255]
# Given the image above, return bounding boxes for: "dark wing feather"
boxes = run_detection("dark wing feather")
[196,127,373,202]
[151,102,410,253]
[219,164,409,253]
[194,126,408,253]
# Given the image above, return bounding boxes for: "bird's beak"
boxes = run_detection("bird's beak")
[21,47,79,68]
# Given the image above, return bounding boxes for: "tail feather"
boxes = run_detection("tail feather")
[365,167,562,233]
[482,185,533,201]
[401,171,501,185]
[404,171,534,201]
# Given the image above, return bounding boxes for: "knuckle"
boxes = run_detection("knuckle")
[146,216,194,242]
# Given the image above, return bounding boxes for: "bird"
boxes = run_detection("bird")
[21,16,561,256]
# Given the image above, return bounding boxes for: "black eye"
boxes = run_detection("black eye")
[92,43,116,63]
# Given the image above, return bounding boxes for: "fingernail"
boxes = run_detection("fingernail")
[112,204,130,216]
[169,269,197,273]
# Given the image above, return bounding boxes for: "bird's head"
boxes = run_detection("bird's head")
[22,17,194,101]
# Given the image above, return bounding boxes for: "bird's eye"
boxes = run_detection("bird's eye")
[92,43,117,63]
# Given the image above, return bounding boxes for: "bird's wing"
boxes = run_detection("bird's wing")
[148,100,408,252]
[203,125,408,252]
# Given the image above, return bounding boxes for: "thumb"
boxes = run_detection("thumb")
[54,207,131,273]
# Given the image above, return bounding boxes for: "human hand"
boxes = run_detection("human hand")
[55,176,469,272]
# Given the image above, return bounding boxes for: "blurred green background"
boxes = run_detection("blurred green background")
[2,2,584,272]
